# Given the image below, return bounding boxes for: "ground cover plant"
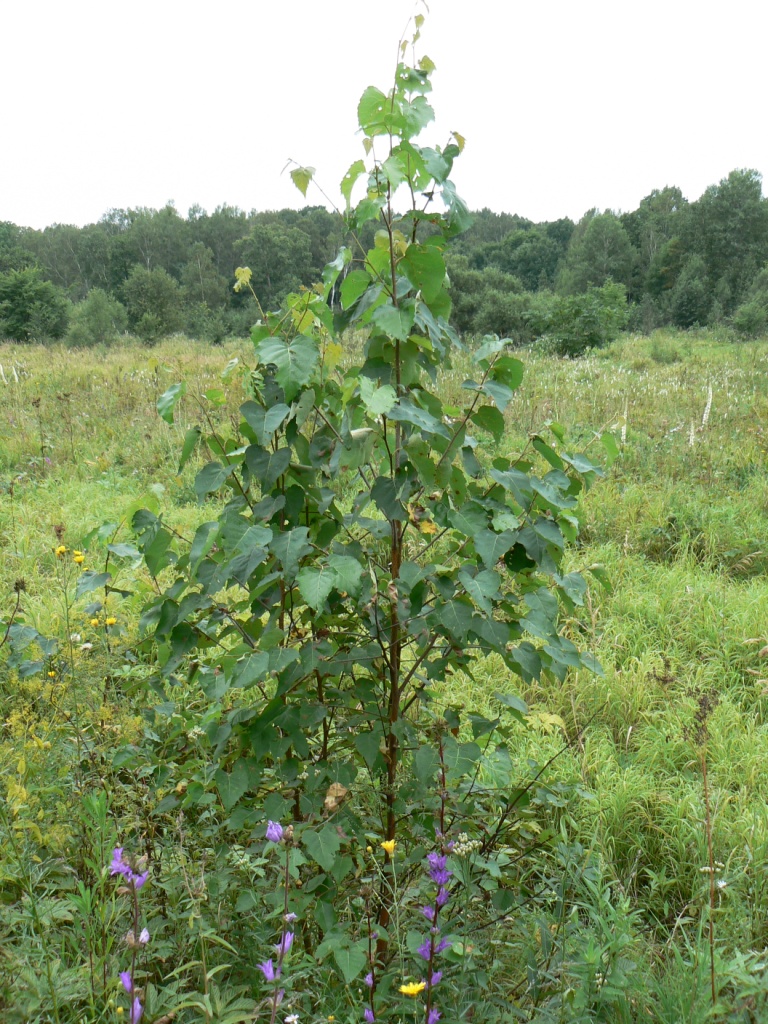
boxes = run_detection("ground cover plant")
[4,18,768,1024]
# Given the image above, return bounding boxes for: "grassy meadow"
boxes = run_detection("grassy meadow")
[3,329,768,1021]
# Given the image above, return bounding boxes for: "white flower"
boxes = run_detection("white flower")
[285,1015,300,1024]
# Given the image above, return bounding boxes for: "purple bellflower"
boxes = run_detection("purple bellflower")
[259,959,280,983]
[266,820,284,843]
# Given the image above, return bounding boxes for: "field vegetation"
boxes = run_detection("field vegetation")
[3,15,768,1024]
[3,326,768,1022]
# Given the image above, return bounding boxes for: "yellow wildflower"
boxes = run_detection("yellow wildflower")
[73,551,85,564]
[380,839,396,855]
[55,545,67,557]
[399,981,426,997]
[90,618,99,627]
[47,671,56,678]
[105,616,117,626]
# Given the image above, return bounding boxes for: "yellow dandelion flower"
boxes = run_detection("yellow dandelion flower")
[105,616,117,626]
[380,839,396,855]
[55,545,67,557]
[73,552,85,564]
[399,981,426,997]
[90,618,100,627]
[47,671,56,678]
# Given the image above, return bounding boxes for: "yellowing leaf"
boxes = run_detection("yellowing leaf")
[419,520,438,535]
[452,130,466,153]
[324,342,344,372]
[526,711,566,735]
[324,782,349,813]
[290,165,316,197]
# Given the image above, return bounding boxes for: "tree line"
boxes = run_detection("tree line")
[1,167,767,351]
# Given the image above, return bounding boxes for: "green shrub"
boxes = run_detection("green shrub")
[66,288,127,347]
[543,281,629,356]
[0,267,69,342]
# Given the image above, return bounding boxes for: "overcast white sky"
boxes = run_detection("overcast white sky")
[2,0,766,230]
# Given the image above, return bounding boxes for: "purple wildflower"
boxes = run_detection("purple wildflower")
[417,940,432,961]
[138,928,150,945]
[259,959,280,983]
[428,1010,441,1024]
[364,1010,375,1024]
[284,912,298,923]
[436,887,449,907]
[119,971,133,993]
[427,853,447,871]
[266,820,284,843]
[110,847,129,876]
[435,938,450,954]
[364,972,374,988]
[109,847,150,889]
[421,905,435,921]
[431,970,443,986]
[430,868,451,886]
[274,932,294,957]
[130,997,143,1024]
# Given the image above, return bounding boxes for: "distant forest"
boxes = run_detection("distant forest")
[2,167,768,348]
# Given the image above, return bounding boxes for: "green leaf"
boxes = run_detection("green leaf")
[359,376,396,417]
[303,825,341,872]
[194,461,232,503]
[470,405,505,441]
[245,445,292,490]
[494,691,529,716]
[297,565,336,610]
[341,159,366,207]
[107,543,140,559]
[601,430,620,466]
[340,269,371,310]
[357,85,389,135]
[215,759,250,811]
[436,599,474,640]
[75,571,111,599]
[371,477,407,521]
[481,379,515,412]
[532,436,564,471]
[329,554,364,597]
[178,426,201,472]
[492,355,525,390]
[290,165,315,197]
[241,401,290,445]
[371,302,415,341]
[270,527,312,579]
[401,244,446,303]
[448,502,487,536]
[204,387,226,405]
[157,381,186,424]
[474,335,507,364]
[255,335,318,401]
[333,944,367,984]
[458,567,501,615]
[474,529,516,568]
